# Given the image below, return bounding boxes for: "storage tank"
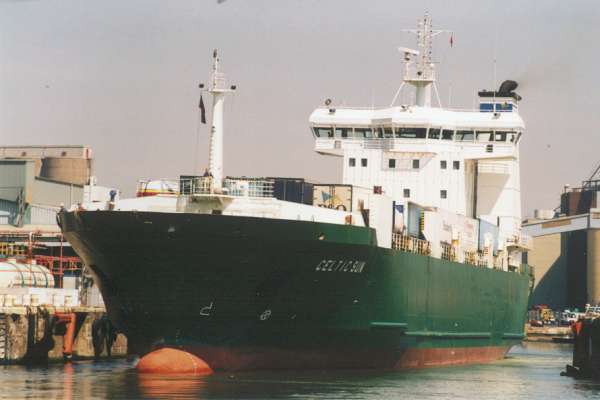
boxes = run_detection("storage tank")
[136,179,179,197]
[0,259,55,288]
[40,157,92,186]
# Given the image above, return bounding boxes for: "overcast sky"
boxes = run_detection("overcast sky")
[1,0,598,216]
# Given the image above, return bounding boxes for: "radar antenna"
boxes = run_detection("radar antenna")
[390,13,452,108]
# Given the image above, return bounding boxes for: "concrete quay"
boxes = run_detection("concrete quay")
[0,305,126,364]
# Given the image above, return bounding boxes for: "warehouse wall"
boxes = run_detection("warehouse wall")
[527,233,568,309]
[32,178,83,208]
[0,160,34,203]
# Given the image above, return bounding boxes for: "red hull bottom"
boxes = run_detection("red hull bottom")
[175,345,512,371]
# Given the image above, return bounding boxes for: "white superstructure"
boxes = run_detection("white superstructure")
[309,13,528,269]
[75,19,530,271]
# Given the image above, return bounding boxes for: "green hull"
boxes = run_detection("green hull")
[59,211,531,370]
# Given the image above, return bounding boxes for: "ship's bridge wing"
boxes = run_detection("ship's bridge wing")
[309,106,525,131]
[309,105,524,159]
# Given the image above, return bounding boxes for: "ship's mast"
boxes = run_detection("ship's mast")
[201,49,236,192]
[400,13,445,107]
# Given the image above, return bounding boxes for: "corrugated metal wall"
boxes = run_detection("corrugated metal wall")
[32,178,83,208]
[0,199,18,225]
[27,204,59,226]
[0,160,29,202]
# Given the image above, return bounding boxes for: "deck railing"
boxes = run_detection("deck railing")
[179,177,274,198]
[392,233,431,256]
[441,242,456,261]
[464,251,478,266]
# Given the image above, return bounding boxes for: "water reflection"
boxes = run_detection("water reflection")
[1,344,600,399]
[136,374,208,399]
[63,362,74,400]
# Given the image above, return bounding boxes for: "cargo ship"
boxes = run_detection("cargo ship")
[58,14,533,371]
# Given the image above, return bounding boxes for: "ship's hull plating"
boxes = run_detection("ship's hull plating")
[59,211,531,370]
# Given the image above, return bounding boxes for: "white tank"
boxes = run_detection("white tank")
[0,259,55,288]
[136,179,179,197]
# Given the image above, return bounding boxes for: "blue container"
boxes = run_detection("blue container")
[269,178,313,205]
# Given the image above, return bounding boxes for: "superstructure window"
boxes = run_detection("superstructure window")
[453,161,460,170]
[403,189,410,198]
[440,190,447,199]
[335,127,353,138]
[396,127,427,139]
[314,127,334,138]
[349,158,356,167]
[494,131,508,142]
[361,158,368,167]
[440,160,447,169]
[380,127,394,138]
[456,130,475,141]
[388,159,396,169]
[442,129,454,140]
[428,128,441,139]
[412,159,420,169]
[355,128,373,138]
[476,131,493,142]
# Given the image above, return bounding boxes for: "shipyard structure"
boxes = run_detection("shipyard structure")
[61,14,532,374]
[0,145,125,363]
[524,176,600,310]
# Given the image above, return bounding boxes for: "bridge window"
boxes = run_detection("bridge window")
[388,159,396,168]
[412,159,420,169]
[440,160,447,169]
[361,158,368,167]
[355,128,373,138]
[378,127,393,138]
[453,161,460,170]
[456,130,475,141]
[428,128,441,139]
[396,127,427,139]
[494,131,508,142]
[440,190,447,199]
[442,129,454,140]
[403,188,410,198]
[335,127,353,138]
[349,158,356,167]
[476,131,493,142]
[314,127,333,138]
[514,132,522,143]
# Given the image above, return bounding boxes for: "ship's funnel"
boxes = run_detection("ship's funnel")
[498,80,518,95]
[478,79,522,101]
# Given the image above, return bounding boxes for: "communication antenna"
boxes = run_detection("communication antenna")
[198,49,237,192]
[390,13,452,108]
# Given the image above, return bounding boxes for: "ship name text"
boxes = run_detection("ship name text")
[315,259,366,273]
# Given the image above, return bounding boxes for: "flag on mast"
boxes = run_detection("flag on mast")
[199,94,206,124]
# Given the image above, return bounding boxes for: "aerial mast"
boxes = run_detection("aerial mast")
[398,13,447,108]
[199,49,236,192]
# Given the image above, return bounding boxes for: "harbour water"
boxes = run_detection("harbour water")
[1,343,599,399]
